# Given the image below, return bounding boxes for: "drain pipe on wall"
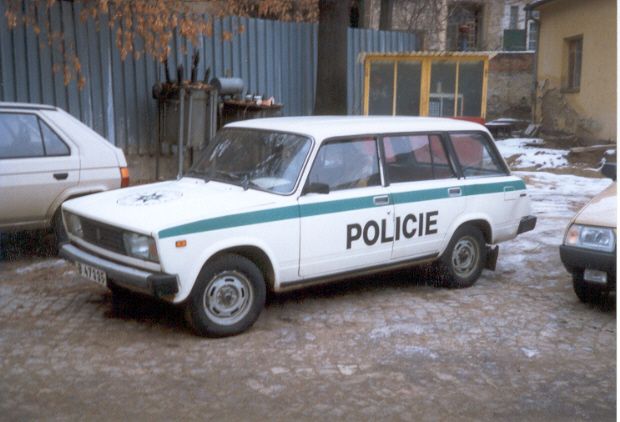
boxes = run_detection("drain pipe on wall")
[177,84,185,180]
[525,6,541,124]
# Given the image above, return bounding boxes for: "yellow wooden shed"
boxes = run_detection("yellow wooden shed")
[363,52,494,123]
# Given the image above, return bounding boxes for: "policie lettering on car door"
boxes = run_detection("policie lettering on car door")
[298,137,394,278]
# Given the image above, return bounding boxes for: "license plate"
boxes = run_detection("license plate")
[77,262,107,287]
[584,269,607,284]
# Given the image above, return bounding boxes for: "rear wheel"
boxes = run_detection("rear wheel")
[435,225,486,288]
[185,254,266,337]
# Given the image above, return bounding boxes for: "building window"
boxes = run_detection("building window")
[565,36,583,91]
[447,4,483,51]
[527,20,538,51]
[509,6,519,29]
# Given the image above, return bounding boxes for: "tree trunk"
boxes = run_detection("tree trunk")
[379,0,393,30]
[314,0,350,115]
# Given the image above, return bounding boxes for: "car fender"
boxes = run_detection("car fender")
[439,212,494,256]
[173,236,280,303]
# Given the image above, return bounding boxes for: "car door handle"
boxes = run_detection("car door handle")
[448,187,462,197]
[373,195,390,206]
[53,173,68,180]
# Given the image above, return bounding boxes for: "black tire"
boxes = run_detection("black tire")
[109,282,137,311]
[435,225,487,288]
[572,272,601,304]
[185,254,266,337]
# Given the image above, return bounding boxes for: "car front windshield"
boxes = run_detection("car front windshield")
[187,128,312,194]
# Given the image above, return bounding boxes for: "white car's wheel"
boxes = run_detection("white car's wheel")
[186,254,266,337]
[436,225,487,288]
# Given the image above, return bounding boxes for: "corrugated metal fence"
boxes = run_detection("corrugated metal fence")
[0,1,417,155]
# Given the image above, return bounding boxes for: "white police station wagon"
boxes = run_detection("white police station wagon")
[60,116,536,337]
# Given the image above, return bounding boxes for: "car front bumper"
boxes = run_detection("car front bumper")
[60,243,179,298]
[559,244,616,286]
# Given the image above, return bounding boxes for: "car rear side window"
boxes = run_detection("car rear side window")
[0,113,44,158]
[449,133,507,177]
[382,134,455,183]
[40,120,69,156]
[307,138,380,191]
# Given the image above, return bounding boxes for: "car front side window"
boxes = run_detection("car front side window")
[307,138,380,192]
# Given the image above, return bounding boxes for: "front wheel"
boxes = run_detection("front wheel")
[572,272,602,303]
[185,254,266,337]
[435,225,487,288]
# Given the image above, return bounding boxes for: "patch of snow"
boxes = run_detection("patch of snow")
[397,346,439,360]
[521,348,539,358]
[496,138,569,170]
[337,364,358,376]
[15,259,66,274]
[369,323,425,339]
[605,149,616,156]
[270,367,290,375]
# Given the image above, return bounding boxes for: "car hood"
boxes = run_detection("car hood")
[62,178,282,236]
[573,182,616,228]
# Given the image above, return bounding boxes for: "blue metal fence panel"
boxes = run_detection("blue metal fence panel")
[0,1,417,154]
[347,28,418,114]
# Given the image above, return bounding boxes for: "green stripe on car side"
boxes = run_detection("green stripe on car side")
[159,205,300,239]
[158,180,527,239]
[299,196,377,217]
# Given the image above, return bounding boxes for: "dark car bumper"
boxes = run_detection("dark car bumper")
[559,244,616,286]
[60,243,178,298]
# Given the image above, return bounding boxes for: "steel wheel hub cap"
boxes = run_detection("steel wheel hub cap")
[203,272,253,325]
[451,237,478,278]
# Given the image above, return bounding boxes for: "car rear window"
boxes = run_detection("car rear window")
[40,120,69,156]
[449,133,507,177]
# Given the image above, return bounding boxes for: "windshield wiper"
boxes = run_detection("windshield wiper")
[241,174,262,191]
[185,170,210,183]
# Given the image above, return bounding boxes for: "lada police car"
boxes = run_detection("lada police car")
[60,116,536,337]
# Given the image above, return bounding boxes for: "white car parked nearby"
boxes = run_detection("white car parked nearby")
[0,102,128,243]
[60,116,536,337]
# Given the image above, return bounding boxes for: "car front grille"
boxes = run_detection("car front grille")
[81,218,126,255]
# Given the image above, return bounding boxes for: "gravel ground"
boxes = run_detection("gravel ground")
[0,170,615,421]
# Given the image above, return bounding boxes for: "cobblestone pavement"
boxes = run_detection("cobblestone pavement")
[0,171,615,421]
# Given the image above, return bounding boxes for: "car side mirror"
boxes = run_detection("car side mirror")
[303,182,330,195]
[601,162,616,181]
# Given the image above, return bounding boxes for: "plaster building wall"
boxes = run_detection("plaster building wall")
[535,0,616,143]
[368,0,530,51]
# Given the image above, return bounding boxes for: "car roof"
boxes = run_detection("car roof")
[0,102,57,111]
[226,116,489,140]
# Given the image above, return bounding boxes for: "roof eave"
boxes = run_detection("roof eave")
[525,0,561,11]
